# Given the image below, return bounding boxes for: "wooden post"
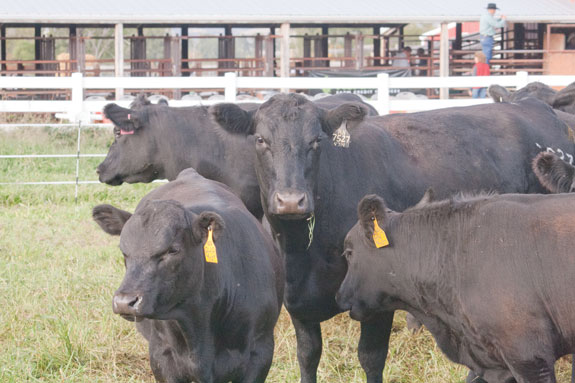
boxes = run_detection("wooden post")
[439,22,449,99]
[344,32,353,68]
[373,27,381,66]
[355,32,364,70]
[454,23,462,50]
[76,35,85,74]
[181,25,189,76]
[255,33,263,76]
[1,25,7,74]
[114,23,124,99]
[303,33,311,71]
[321,26,329,67]
[264,34,274,77]
[35,26,41,76]
[280,22,290,85]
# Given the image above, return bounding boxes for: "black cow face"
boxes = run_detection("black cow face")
[92,201,224,321]
[97,104,162,185]
[532,152,575,193]
[336,194,389,321]
[211,94,366,219]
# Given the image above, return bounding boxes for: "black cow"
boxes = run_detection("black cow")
[92,168,284,383]
[99,94,377,221]
[337,192,575,383]
[210,94,574,383]
[489,81,575,115]
[533,151,575,193]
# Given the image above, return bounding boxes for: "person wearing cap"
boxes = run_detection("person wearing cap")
[480,3,506,64]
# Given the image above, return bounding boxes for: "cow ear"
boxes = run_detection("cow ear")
[532,152,575,193]
[104,103,148,133]
[552,82,575,111]
[321,103,367,135]
[357,194,387,242]
[488,85,510,103]
[93,204,132,236]
[210,103,255,135]
[191,211,225,244]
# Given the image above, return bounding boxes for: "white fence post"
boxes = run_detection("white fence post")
[224,72,237,102]
[70,72,84,123]
[516,71,529,89]
[377,73,390,115]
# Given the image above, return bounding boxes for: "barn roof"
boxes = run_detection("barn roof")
[2,0,575,25]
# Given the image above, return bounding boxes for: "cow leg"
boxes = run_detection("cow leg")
[235,334,275,383]
[358,312,394,383]
[292,317,322,383]
[506,357,556,383]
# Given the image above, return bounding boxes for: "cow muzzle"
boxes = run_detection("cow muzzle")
[270,190,312,217]
[113,293,144,321]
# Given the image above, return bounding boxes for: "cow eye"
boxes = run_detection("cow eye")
[114,129,121,139]
[342,249,352,260]
[311,137,321,150]
[167,247,180,255]
[256,136,265,145]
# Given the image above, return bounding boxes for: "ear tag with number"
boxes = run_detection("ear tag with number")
[372,217,389,248]
[332,120,351,148]
[204,227,218,264]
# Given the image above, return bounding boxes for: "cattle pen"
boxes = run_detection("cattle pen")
[3,0,575,382]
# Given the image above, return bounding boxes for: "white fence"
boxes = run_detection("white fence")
[1,72,575,122]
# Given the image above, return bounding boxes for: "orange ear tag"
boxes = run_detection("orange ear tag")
[204,227,218,264]
[372,217,389,248]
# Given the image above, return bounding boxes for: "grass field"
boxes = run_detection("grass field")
[0,125,572,382]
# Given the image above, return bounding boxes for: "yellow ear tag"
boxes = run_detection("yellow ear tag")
[203,227,218,264]
[372,217,389,248]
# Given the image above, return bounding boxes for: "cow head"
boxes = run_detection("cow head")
[336,194,390,320]
[92,201,225,321]
[532,152,575,193]
[210,94,367,219]
[489,82,557,106]
[97,101,164,185]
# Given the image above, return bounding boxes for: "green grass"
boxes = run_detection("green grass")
[0,126,572,382]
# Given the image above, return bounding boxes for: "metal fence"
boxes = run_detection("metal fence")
[2,72,575,122]
[0,123,111,201]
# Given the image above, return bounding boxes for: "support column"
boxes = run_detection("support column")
[439,22,450,99]
[114,23,124,99]
[373,26,381,66]
[35,26,41,76]
[1,25,6,74]
[321,26,329,67]
[181,25,189,76]
[454,23,462,50]
[280,22,290,84]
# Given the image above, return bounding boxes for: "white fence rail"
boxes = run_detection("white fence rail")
[2,72,575,121]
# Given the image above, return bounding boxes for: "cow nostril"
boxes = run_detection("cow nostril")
[129,296,142,309]
[297,194,306,207]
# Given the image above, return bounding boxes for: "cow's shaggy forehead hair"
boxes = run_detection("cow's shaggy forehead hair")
[256,93,317,122]
[121,199,189,254]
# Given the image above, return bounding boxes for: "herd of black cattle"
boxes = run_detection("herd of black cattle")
[91,81,575,383]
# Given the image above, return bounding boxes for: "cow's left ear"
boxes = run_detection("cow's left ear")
[320,103,367,135]
[104,103,148,133]
[357,194,387,242]
[191,211,225,244]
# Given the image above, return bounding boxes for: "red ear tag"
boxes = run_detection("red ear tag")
[120,129,134,135]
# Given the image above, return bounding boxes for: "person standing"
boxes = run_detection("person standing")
[471,51,490,98]
[479,3,506,64]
